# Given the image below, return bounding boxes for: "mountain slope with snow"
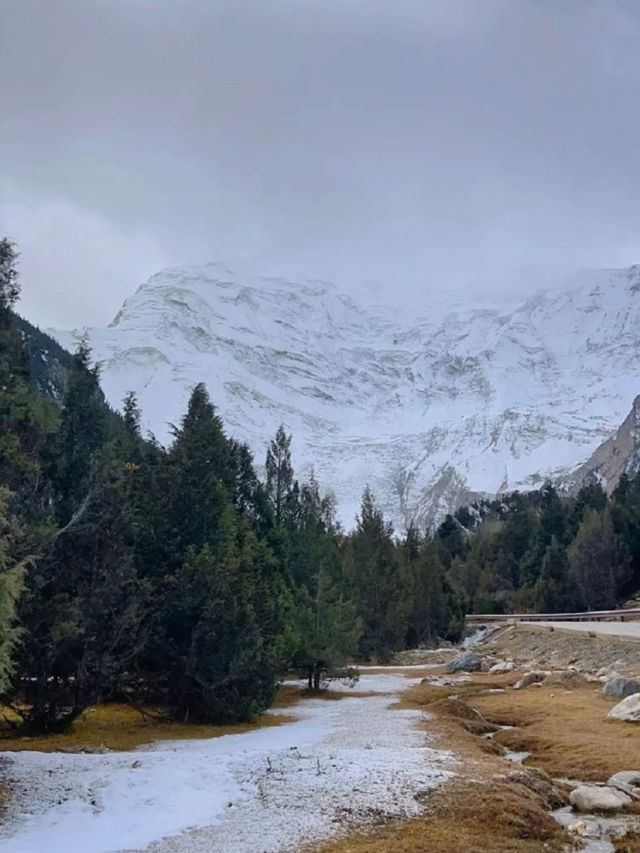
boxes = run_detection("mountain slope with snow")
[49,262,640,528]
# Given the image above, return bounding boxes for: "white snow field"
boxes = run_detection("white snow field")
[50,262,640,528]
[0,671,454,853]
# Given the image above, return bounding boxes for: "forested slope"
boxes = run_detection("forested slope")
[0,240,463,734]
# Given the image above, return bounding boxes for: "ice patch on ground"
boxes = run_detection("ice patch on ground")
[0,672,454,853]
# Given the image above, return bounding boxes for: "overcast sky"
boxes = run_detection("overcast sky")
[2,0,640,328]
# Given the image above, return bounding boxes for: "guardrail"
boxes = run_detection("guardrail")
[466,608,640,625]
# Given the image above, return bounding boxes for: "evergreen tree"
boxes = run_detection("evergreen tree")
[55,337,106,519]
[164,508,289,722]
[165,383,233,559]
[265,425,294,526]
[296,565,362,690]
[569,509,629,610]
[347,487,409,660]
[0,488,27,695]
[122,390,142,438]
[533,537,573,612]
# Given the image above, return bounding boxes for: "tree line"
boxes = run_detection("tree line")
[0,239,464,734]
[443,477,640,615]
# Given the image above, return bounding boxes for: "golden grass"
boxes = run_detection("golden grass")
[312,776,567,853]
[273,684,380,709]
[0,702,295,753]
[471,680,640,782]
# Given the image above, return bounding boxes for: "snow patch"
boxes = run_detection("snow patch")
[0,672,454,853]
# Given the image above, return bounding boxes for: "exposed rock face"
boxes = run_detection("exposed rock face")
[563,395,640,495]
[569,785,632,813]
[609,693,640,722]
[603,677,640,700]
[49,262,640,528]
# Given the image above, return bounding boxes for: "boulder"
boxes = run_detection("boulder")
[608,693,640,722]
[445,653,483,674]
[569,785,632,813]
[603,677,640,700]
[489,661,515,674]
[608,771,640,798]
[513,671,549,690]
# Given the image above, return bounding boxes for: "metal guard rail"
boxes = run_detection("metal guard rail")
[466,608,640,624]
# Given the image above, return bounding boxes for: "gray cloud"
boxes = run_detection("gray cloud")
[2,0,640,327]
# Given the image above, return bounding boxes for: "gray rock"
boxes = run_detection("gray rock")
[608,771,640,798]
[603,676,640,700]
[489,660,515,674]
[569,785,632,813]
[609,693,640,722]
[445,653,483,674]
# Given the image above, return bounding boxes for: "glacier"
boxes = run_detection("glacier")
[49,262,640,530]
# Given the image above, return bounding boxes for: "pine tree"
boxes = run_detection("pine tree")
[55,337,106,519]
[164,508,290,722]
[533,537,572,612]
[0,488,27,695]
[569,509,629,610]
[165,383,234,559]
[265,425,294,526]
[296,565,362,690]
[122,390,142,438]
[347,487,409,660]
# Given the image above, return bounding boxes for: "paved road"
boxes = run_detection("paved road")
[521,620,640,641]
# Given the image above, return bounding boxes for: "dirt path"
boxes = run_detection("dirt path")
[0,672,454,853]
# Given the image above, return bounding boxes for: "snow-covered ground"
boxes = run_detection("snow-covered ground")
[0,671,454,853]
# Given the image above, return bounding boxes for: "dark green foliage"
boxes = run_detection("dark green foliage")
[0,488,27,694]
[344,488,411,660]
[447,478,640,615]
[265,425,295,527]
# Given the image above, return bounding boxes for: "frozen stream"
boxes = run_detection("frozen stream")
[0,671,454,853]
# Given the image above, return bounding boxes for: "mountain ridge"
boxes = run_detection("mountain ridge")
[49,262,640,529]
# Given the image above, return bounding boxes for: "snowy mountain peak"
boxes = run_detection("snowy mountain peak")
[50,263,640,529]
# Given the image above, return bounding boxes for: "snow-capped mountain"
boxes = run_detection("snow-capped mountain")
[49,262,640,529]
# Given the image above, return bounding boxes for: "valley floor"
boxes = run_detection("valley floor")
[0,671,453,853]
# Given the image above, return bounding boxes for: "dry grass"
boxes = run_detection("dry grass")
[273,685,380,709]
[312,775,566,853]
[616,834,640,853]
[0,702,295,753]
[471,679,640,782]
